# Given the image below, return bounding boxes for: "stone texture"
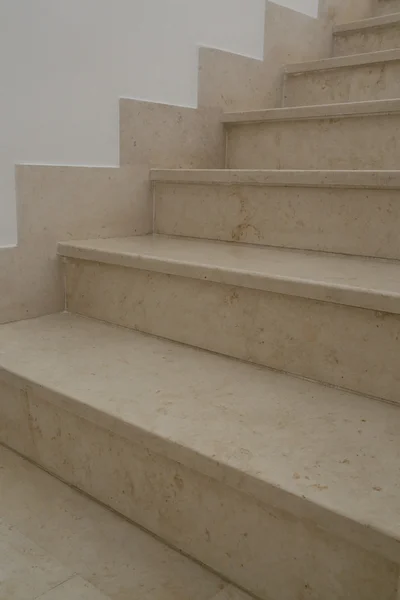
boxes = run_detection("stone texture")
[36,578,109,600]
[16,397,400,600]
[283,52,400,106]
[1,314,400,598]
[58,235,400,315]
[0,446,228,600]
[334,16,400,56]
[374,0,400,16]
[198,2,331,111]
[0,97,225,325]
[60,250,400,403]
[319,0,375,24]
[0,165,148,325]
[119,99,224,169]
[1,313,400,558]
[226,113,400,171]
[0,520,71,600]
[153,179,400,260]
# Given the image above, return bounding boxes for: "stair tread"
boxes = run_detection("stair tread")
[222,98,400,123]
[334,13,400,35]
[58,235,400,314]
[284,48,400,74]
[151,168,400,188]
[1,312,400,557]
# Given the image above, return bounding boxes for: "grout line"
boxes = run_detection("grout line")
[152,180,156,233]
[1,442,261,600]
[32,574,78,600]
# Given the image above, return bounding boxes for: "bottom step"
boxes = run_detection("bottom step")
[0,313,400,599]
[0,445,247,600]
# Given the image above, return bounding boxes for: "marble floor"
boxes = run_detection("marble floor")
[0,445,250,600]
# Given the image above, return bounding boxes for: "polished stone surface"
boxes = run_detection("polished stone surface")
[373,0,400,15]
[3,1,400,598]
[334,14,400,55]
[198,2,331,112]
[284,57,400,107]
[1,316,400,598]
[226,114,400,171]
[1,313,400,551]
[63,257,400,402]
[0,97,224,326]
[153,176,400,259]
[0,445,240,600]
[58,235,400,314]
[151,168,400,188]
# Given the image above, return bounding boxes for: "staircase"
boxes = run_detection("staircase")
[1,1,400,599]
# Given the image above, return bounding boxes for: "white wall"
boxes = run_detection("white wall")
[0,0,318,247]
[276,0,319,16]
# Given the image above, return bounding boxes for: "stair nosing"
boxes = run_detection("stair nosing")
[334,13,400,35]
[283,48,400,75]
[222,98,400,124]
[58,238,400,315]
[150,169,400,189]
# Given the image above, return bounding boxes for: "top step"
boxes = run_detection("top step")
[374,0,400,15]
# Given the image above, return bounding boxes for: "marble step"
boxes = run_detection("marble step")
[283,49,400,106]
[333,14,400,56]
[374,0,400,16]
[1,312,400,600]
[152,169,400,260]
[58,235,400,403]
[0,446,249,600]
[223,99,400,170]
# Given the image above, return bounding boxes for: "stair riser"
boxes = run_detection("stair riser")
[64,259,400,404]
[374,0,400,15]
[334,26,400,56]
[1,377,398,600]
[154,182,400,260]
[226,115,400,170]
[283,61,400,107]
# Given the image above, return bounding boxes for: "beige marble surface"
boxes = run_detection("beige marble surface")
[153,179,400,259]
[119,99,224,169]
[319,0,375,23]
[374,0,400,15]
[1,312,400,548]
[284,54,400,107]
[5,403,398,600]
[285,48,400,74]
[0,445,241,600]
[58,235,400,314]
[198,2,331,112]
[63,258,400,402]
[0,165,147,325]
[1,315,400,598]
[334,14,400,55]
[151,168,400,188]
[223,98,400,122]
[0,98,224,326]
[1,0,393,328]
[226,114,400,171]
